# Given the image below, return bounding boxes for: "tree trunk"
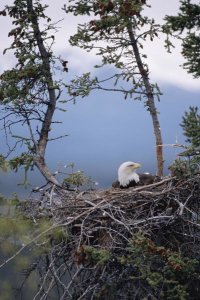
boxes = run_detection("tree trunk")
[33,156,60,186]
[127,26,164,177]
[26,0,61,185]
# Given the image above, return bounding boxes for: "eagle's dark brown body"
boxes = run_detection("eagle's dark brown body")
[112,173,159,189]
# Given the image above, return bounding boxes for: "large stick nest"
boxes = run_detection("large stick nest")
[19,175,200,299]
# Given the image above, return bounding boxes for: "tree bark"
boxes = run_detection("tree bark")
[127,26,164,177]
[26,0,60,185]
[33,156,59,186]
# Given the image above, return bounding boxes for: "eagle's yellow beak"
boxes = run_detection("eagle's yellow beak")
[131,163,141,170]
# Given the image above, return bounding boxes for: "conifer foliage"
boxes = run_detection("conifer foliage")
[181,106,200,147]
[165,0,200,78]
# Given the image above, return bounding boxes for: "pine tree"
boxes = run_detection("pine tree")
[64,0,164,177]
[181,106,200,148]
[0,0,68,185]
[170,107,200,177]
[164,1,200,176]
[164,0,200,78]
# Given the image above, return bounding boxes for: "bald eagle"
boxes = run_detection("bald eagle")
[112,161,159,189]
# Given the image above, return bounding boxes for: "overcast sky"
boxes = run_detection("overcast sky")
[0,0,199,197]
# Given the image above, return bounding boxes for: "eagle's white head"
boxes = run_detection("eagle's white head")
[118,161,141,187]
